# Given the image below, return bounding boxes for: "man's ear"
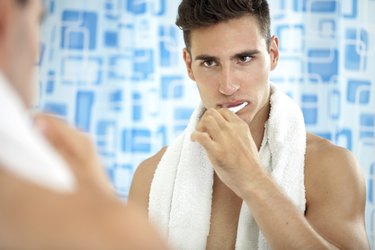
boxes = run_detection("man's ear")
[269,35,279,71]
[183,48,195,81]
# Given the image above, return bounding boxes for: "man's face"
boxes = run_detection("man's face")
[0,0,43,107]
[183,14,279,126]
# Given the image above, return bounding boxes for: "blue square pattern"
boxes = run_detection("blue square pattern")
[161,76,184,99]
[132,92,142,121]
[152,0,167,16]
[347,79,371,104]
[275,24,305,52]
[110,90,123,112]
[132,49,154,81]
[293,0,338,12]
[318,19,336,38]
[75,91,94,132]
[96,121,117,157]
[109,164,134,197]
[61,11,97,50]
[174,108,194,120]
[45,70,55,94]
[174,108,194,134]
[104,0,121,20]
[345,29,368,71]
[335,129,353,150]
[328,89,340,120]
[156,125,167,147]
[269,0,288,19]
[271,57,304,83]
[369,163,375,203]
[159,26,179,67]
[302,94,318,125]
[360,114,375,139]
[342,0,358,19]
[47,0,55,14]
[121,129,152,153]
[61,56,102,85]
[43,102,68,117]
[108,55,132,81]
[104,31,119,48]
[104,1,114,11]
[308,49,338,83]
[127,0,147,15]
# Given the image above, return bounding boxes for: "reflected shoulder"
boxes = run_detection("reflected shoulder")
[136,146,168,179]
[127,147,168,212]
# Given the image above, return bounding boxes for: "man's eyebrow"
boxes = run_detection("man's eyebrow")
[194,55,218,61]
[194,50,261,61]
[231,50,261,60]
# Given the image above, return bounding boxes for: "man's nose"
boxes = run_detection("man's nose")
[218,66,240,96]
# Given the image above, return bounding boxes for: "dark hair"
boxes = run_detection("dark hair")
[176,0,271,52]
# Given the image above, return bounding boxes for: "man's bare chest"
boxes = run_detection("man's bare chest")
[206,175,243,249]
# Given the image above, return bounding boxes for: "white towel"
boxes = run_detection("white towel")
[0,73,75,192]
[149,84,306,250]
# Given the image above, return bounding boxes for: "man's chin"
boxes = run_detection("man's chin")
[237,112,253,125]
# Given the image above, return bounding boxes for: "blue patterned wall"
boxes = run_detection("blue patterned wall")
[39,0,375,246]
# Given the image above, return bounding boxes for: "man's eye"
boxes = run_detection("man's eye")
[239,56,253,63]
[202,60,217,68]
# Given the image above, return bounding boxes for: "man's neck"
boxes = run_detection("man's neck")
[249,99,271,150]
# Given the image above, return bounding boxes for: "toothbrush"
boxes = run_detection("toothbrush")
[228,102,248,113]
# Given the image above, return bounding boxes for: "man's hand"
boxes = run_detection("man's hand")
[191,108,265,198]
[34,113,114,196]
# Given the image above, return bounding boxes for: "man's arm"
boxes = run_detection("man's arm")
[192,108,369,249]
[0,114,169,249]
[238,140,369,249]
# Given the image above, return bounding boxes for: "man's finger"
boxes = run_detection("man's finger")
[191,131,215,152]
[218,108,241,123]
[198,108,228,130]
[196,114,223,140]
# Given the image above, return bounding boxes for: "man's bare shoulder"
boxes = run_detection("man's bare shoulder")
[305,132,365,195]
[304,134,368,248]
[127,147,168,212]
[305,132,363,179]
[305,132,366,211]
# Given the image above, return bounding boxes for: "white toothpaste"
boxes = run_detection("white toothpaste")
[228,102,248,113]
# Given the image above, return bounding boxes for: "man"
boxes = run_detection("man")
[0,0,168,248]
[128,0,369,249]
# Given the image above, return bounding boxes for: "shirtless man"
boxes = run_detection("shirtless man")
[0,0,168,248]
[128,0,369,249]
